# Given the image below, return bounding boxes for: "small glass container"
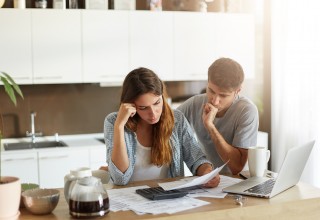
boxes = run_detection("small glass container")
[69,0,78,8]
[35,0,47,8]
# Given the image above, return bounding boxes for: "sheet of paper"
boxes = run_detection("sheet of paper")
[186,175,243,198]
[107,185,150,212]
[129,197,210,215]
[159,162,228,190]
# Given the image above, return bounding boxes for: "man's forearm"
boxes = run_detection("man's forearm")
[206,125,246,174]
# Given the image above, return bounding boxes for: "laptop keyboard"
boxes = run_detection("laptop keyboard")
[244,179,276,195]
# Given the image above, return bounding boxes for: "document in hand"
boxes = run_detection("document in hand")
[160,162,228,191]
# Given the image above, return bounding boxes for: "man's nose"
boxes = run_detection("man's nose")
[211,96,220,105]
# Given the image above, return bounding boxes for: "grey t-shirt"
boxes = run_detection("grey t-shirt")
[177,94,259,174]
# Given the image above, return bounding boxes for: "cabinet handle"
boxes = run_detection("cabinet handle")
[13,76,31,80]
[39,155,69,160]
[2,157,36,162]
[34,76,63,80]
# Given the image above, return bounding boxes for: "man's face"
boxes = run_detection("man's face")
[206,81,240,117]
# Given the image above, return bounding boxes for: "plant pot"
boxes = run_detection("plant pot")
[0,176,21,219]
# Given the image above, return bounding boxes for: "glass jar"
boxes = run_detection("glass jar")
[35,0,47,8]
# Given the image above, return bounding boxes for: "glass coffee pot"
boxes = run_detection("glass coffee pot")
[69,176,109,218]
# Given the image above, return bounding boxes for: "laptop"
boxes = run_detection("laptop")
[223,140,315,198]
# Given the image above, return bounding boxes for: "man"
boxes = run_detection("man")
[178,57,259,175]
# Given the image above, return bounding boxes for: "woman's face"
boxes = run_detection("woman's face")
[134,93,163,125]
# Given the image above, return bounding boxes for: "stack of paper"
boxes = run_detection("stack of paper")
[107,174,242,215]
[107,185,209,215]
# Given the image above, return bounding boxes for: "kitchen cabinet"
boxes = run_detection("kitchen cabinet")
[0,9,33,84]
[173,12,219,81]
[32,10,82,84]
[0,10,254,84]
[1,134,106,188]
[129,11,175,81]
[82,10,129,83]
[1,151,39,184]
[89,146,107,170]
[38,148,89,188]
[173,12,254,80]
[214,13,255,79]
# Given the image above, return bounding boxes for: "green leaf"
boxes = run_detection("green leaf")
[1,72,24,99]
[1,77,17,106]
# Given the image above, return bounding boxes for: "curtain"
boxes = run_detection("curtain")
[271,0,320,187]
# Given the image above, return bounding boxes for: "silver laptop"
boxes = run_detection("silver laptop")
[223,140,315,198]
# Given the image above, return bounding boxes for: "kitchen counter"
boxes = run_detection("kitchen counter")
[1,133,107,188]
[16,179,320,220]
[0,133,105,152]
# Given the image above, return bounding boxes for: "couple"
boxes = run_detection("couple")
[104,57,259,188]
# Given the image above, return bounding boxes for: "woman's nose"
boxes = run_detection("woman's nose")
[149,107,156,117]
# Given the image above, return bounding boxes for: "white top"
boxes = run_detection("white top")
[130,140,168,182]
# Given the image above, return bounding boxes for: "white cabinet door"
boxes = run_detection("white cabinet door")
[31,10,82,84]
[173,12,254,81]
[82,10,129,84]
[214,13,255,79]
[38,148,89,188]
[89,146,107,170]
[1,152,38,184]
[174,12,220,81]
[129,11,174,81]
[0,9,33,84]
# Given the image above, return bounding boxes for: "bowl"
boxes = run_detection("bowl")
[21,188,60,215]
[20,183,40,208]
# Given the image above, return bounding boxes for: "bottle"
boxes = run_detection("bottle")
[53,0,66,9]
[69,0,78,8]
[35,0,47,8]
[13,0,26,9]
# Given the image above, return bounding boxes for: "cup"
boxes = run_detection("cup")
[248,146,270,177]
[92,169,110,184]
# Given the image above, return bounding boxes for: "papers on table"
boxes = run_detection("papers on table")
[159,175,242,198]
[159,161,228,190]
[185,175,243,198]
[107,174,243,215]
[107,185,209,215]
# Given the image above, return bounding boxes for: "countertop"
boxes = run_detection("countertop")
[16,180,320,220]
[0,133,105,153]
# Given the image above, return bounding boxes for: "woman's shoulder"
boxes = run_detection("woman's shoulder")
[172,109,189,127]
[104,112,118,124]
[172,108,184,119]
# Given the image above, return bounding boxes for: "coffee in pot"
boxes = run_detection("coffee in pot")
[69,176,109,218]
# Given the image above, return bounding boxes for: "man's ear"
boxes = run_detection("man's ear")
[236,86,242,95]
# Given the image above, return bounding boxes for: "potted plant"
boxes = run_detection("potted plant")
[0,71,24,219]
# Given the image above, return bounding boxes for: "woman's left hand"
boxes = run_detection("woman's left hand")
[196,163,221,188]
[203,174,220,188]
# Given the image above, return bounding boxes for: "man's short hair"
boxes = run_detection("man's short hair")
[208,57,244,90]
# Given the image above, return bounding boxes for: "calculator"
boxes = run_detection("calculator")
[136,187,188,200]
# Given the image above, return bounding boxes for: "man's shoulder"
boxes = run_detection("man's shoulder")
[178,94,207,109]
[236,96,258,110]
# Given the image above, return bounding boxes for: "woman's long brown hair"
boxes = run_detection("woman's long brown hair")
[120,67,174,166]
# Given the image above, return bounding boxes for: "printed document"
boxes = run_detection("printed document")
[159,161,228,190]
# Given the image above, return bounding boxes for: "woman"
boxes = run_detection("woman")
[104,67,220,187]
